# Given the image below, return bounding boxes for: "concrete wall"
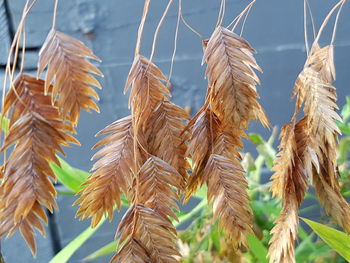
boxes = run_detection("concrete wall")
[1,0,350,262]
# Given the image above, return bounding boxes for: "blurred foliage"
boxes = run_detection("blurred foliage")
[49,98,350,262]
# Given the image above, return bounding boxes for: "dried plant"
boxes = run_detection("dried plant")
[202,26,269,129]
[110,58,187,262]
[0,74,79,255]
[112,204,180,263]
[112,157,184,263]
[38,29,103,127]
[294,43,350,232]
[185,107,221,199]
[0,0,102,256]
[74,116,136,227]
[73,1,189,262]
[1,0,350,262]
[185,3,269,249]
[125,55,172,133]
[145,100,189,180]
[268,120,308,263]
[268,1,350,262]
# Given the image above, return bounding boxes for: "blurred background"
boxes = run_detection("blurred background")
[0,0,349,262]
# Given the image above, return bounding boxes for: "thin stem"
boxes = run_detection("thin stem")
[131,0,152,213]
[20,23,26,72]
[231,0,256,32]
[306,0,316,39]
[304,0,309,55]
[216,0,223,27]
[226,15,239,29]
[168,0,181,83]
[52,0,59,29]
[216,0,226,28]
[1,0,36,177]
[173,199,207,227]
[135,0,152,57]
[179,0,203,40]
[149,0,174,62]
[240,3,252,36]
[314,0,345,45]
[331,0,346,45]
[2,0,35,123]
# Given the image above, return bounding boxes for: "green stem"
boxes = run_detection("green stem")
[174,199,207,227]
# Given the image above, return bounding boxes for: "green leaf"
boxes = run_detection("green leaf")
[256,144,276,168]
[1,115,9,133]
[242,153,257,172]
[49,217,107,263]
[51,157,89,193]
[301,217,350,261]
[83,240,118,262]
[337,122,350,135]
[194,185,207,199]
[248,133,276,168]
[210,223,221,251]
[247,234,268,263]
[249,133,265,145]
[341,96,350,122]
[338,137,350,164]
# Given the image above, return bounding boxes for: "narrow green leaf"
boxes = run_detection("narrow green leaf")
[247,234,268,263]
[49,217,107,263]
[295,232,316,256]
[301,217,350,261]
[51,157,89,193]
[194,185,207,199]
[338,137,350,164]
[210,223,221,251]
[340,96,350,122]
[1,115,9,133]
[83,240,118,262]
[248,133,276,169]
[249,133,264,145]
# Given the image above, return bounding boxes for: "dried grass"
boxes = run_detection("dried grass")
[0,74,78,255]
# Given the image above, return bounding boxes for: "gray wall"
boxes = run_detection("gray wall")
[1,0,350,262]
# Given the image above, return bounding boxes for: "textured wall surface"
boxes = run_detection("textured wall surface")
[1,0,350,262]
[0,0,11,65]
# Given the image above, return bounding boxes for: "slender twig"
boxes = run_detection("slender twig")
[179,0,203,40]
[149,0,174,62]
[314,0,345,44]
[2,0,37,100]
[135,0,151,56]
[20,23,26,72]
[1,0,36,145]
[168,0,181,83]
[331,0,346,45]
[240,3,253,36]
[226,0,256,31]
[231,0,256,32]
[52,0,59,29]
[304,0,310,55]
[216,0,226,28]
[305,0,316,39]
